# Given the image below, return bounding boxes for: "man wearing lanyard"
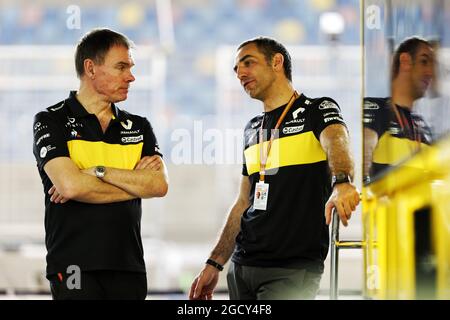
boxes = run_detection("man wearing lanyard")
[363,37,435,181]
[190,37,360,300]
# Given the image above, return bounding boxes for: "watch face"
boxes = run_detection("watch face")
[96,166,105,177]
[335,173,347,181]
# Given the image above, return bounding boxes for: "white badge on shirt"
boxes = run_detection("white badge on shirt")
[253,181,269,211]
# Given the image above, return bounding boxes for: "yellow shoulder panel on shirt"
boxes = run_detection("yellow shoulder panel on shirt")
[244,131,326,176]
[67,140,143,170]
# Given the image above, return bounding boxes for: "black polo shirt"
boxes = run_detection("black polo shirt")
[232,94,347,272]
[33,91,162,277]
[363,97,433,177]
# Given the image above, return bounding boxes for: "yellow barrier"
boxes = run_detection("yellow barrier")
[363,135,450,299]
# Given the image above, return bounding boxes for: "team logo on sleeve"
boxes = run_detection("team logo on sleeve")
[49,103,65,112]
[324,116,343,123]
[36,133,50,145]
[34,122,48,133]
[363,117,374,124]
[318,100,339,110]
[323,111,340,117]
[39,145,56,158]
[40,147,48,158]
[364,101,380,110]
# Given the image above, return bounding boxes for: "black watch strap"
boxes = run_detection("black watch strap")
[206,259,224,271]
[331,173,352,188]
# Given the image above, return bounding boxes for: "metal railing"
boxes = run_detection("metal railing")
[330,209,363,300]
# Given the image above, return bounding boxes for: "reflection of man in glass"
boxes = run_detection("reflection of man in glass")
[363,37,435,181]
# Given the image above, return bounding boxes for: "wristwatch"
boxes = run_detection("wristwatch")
[95,166,106,179]
[331,173,352,188]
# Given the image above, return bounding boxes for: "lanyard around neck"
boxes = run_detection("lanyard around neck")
[392,104,421,151]
[259,91,299,182]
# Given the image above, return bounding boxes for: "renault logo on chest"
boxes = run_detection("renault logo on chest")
[120,119,133,130]
[292,107,305,119]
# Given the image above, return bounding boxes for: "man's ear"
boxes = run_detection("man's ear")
[272,53,284,73]
[84,59,96,79]
[399,52,413,72]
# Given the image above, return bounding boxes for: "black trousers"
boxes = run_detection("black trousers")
[48,270,147,300]
[227,261,322,300]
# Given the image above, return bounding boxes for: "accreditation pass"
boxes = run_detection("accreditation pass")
[253,181,269,210]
